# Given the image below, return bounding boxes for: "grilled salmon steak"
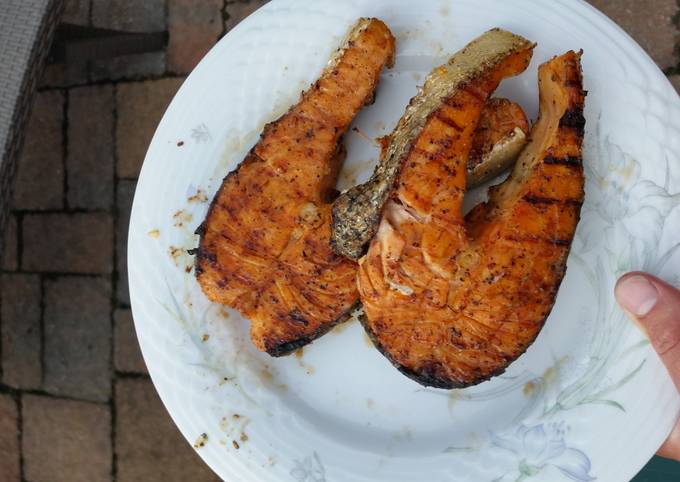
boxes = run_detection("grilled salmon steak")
[359,51,585,388]
[195,18,396,356]
[332,29,536,261]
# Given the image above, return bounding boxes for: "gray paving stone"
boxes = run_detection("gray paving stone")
[0,394,20,482]
[92,0,166,31]
[587,0,679,69]
[114,309,147,373]
[2,214,18,271]
[13,91,64,210]
[22,213,113,274]
[39,63,90,89]
[168,0,223,74]
[89,52,166,83]
[90,0,167,81]
[63,0,91,25]
[1,274,42,389]
[116,78,184,178]
[116,378,220,482]
[67,85,115,209]
[22,395,111,482]
[43,276,111,402]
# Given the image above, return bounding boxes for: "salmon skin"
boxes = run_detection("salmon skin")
[359,51,586,388]
[332,29,536,261]
[468,97,529,187]
[194,18,396,356]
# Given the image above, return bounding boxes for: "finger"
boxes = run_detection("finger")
[615,272,680,392]
[657,422,680,462]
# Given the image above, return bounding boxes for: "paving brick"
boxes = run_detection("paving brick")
[89,52,167,83]
[116,378,219,482]
[89,0,168,81]
[168,0,223,74]
[2,214,18,271]
[116,78,183,178]
[1,274,42,389]
[225,0,270,32]
[670,74,680,94]
[67,85,115,209]
[13,91,64,210]
[23,395,111,482]
[92,0,165,31]
[63,0,91,25]
[116,180,136,305]
[0,394,20,482]
[39,63,90,89]
[22,213,113,274]
[114,309,147,373]
[587,0,679,69]
[43,0,91,89]
[43,276,111,402]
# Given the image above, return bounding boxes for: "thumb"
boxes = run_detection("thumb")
[615,272,680,461]
[615,272,680,390]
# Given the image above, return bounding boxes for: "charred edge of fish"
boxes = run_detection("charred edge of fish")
[197,249,217,264]
[358,313,494,389]
[265,301,362,357]
[195,149,263,272]
[193,247,217,276]
[559,108,586,135]
[364,89,377,106]
[194,222,206,236]
[359,288,573,388]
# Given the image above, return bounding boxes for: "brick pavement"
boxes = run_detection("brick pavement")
[0,1,677,481]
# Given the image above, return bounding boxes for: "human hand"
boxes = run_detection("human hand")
[615,272,680,461]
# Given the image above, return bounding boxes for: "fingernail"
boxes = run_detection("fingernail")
[615,275,659,317]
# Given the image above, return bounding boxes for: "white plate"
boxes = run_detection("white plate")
[128,1,680,480]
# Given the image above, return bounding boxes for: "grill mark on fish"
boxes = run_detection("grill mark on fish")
[543,155,581,167]
[435,112,464,131]
[503,234,573,247]
[523,194,582,206]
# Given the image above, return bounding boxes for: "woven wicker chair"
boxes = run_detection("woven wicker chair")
[0,0,167,259]
[0,0,63,243]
